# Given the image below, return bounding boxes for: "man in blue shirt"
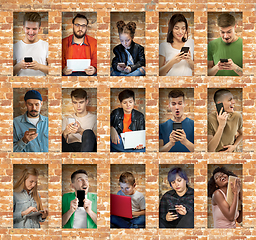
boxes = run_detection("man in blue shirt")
[159,89,194,152]
[13,90,48,152]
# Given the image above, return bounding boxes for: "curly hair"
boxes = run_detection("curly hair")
[116,20,136,39]
[207,167,237,198]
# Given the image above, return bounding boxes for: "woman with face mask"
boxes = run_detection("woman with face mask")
[208,167,242,228]
[159,167,194,228]
[159,13,194,76]
[13,168,48,228]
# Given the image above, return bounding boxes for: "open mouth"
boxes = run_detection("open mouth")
[176,111,180,115]
[220,176,227,182]
[82,186,87,190]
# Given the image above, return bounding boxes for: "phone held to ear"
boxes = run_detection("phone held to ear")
[216,102,225,115]
[173,122,182,131]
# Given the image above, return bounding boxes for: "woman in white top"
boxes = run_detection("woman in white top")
[159,14,194,76]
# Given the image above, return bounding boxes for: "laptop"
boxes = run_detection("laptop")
[120,130,146,149]
[110,194,133,219]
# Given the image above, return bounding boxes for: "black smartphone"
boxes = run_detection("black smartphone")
[180,47,189,54]
[77,190,85,207]
[216,102,225,115]
[24,57,33,62]
[219,147,228,152]
[173,122,182,131]
[168,208,177,214]
[220,58,228,63]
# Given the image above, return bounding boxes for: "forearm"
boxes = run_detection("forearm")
[160,141,175,152]
[13,138,27,152]
[181,139,194,152]
[132,209,145,217]
[187,59,194,70]
[229,193,239,221]
[87,209,97,225]
[233,132,243,149]
[62,209,73,227]
[13,64,21,76]
[208,127,224,152]
[38,64,49,75]
[233,65,243,76]
[208,64,219,76]
[159,60,175,76]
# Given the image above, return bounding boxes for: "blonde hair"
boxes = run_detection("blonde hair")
[14,168,43,211]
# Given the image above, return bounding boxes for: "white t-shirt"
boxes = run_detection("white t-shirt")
[27,117,39,127]
[13,39,48,76]
[159,38,194,76]
[62,112,97,143]
[117,190,145,214]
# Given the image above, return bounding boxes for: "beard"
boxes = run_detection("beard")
[73,29,86,39]
[28,110,39,118]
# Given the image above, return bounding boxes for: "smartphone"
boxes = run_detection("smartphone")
[220,58,228,63]
[68,118,76,125]
[29,128,37,134]
[180,47,189,55]
[168,208,177,214]
[226,176,238,207]
[173,122,182,131]
[118,63,126,68]
[77,190,85,207]
[216,102,225,115]
[24,57,33,62]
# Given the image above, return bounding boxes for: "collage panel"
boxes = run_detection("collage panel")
[207,88,243,152]
[13,12,49,77]
[207,164,243,229]
[207,12,243,76]
[159,88,194,152]
[13,88,48,153]
[110,12,146,77]
[62,88,97,153]
[110,164,146,228]
[13,164,48,228]
[110,88,146,152]
[62,12,97,77]
[159,164,194,228]
[62,164,97,229]
[159,12,194,76]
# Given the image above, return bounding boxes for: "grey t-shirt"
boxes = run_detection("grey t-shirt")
[117,190,145,213]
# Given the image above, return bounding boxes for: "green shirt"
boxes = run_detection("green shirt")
[208,37,243,76]
[62,192,97,229]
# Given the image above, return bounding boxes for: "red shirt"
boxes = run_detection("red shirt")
[62,34,97,72]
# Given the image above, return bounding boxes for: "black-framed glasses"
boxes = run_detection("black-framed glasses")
[74,23,87,28]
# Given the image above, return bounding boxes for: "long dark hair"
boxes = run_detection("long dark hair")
[167,14,188,43]
[207,167,237,198]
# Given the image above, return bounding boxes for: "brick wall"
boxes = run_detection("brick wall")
[13,88,48,118]
[0,0,256,239]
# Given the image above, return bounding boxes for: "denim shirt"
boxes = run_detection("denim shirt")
[13,190,45,228]
[13,113,48,152]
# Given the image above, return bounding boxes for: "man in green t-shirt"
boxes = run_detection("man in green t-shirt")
[208,13,243,76]
[62,169,97,228]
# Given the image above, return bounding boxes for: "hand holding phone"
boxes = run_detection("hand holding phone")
[24,57,33,62]
[29,128,37,134]
[180,47,189,55]
[216,102,225,115]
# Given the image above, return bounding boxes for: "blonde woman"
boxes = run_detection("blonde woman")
[13,168,48,228]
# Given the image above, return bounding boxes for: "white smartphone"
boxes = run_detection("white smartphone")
[118,63,126,68]
[68,118,76,125]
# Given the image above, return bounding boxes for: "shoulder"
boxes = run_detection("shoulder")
[87,112,96,119]
[212,189,225,201]
[39,39,48,47]
[40,115,48,121]
[186,186,194,195]
[186,38,194,45]
[230,112,242,121]
[117,190,123,195]
[14,40,22,47]
[113,44,123,52]
[160,119,173,127]
[62,35,72,44]
[132,109,144,117]
[162,189,176,198]
[160,42,169,48]
[111,108,123,115]
[133,42,144,50]
[184,117,194,124]
[87,192,97,200]
[208,37,221,47]
[134,191,144,198]
[86,34,97,44]
[13,114,25,123]
[62,192,75,200]
[208,112,217,121]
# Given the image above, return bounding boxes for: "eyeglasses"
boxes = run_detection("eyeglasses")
[74,23,88,28]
